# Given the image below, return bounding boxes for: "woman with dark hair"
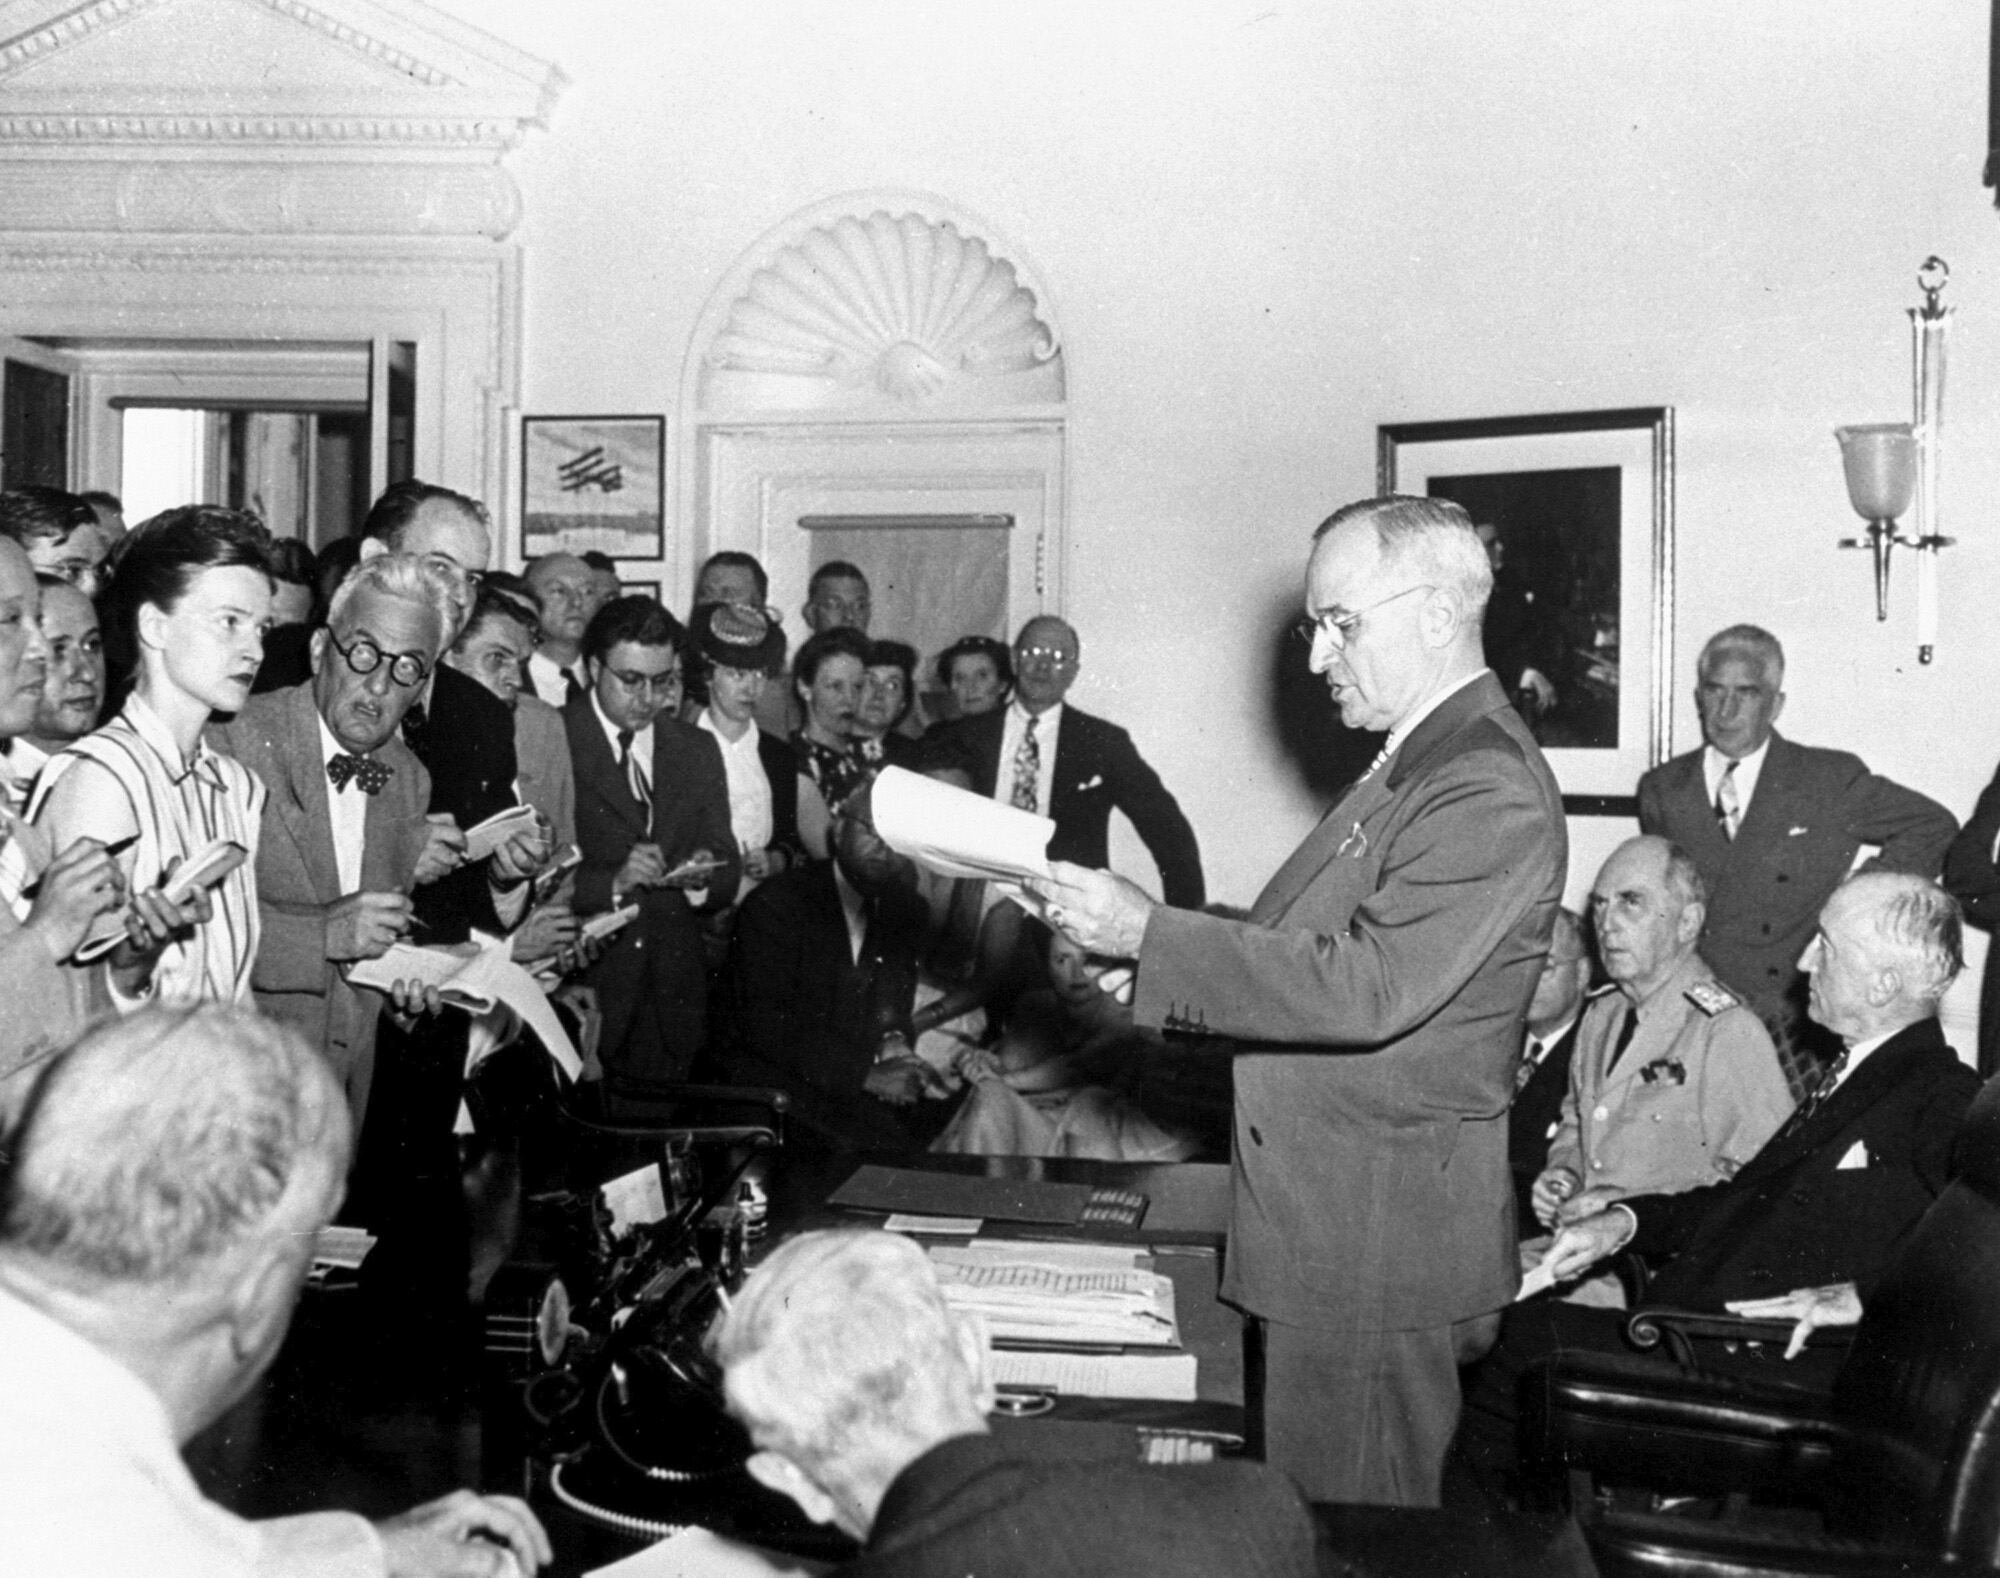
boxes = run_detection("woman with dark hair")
[854,638,921,770]
[933,634,1013,723]
[691,601,799,898]
[790,624,870,860]
[30,505,276,1004]
[265,536,320,629]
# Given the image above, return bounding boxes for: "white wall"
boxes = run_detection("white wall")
[439,0,2000,947]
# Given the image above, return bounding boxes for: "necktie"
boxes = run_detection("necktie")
[327,753,392,795]
[564,666,586,707]
[1605,1004,1640,1073]
[618,729,652,826]
[1774,1046,1851,1143]
[1714,759,1741,840]
[1010,716,1040,812]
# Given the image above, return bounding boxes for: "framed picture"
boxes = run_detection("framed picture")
[521,415,665,561]
[618,579,662,604]
[1378,408,1674,809]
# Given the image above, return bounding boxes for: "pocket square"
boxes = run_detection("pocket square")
[1836,1139,1869,1170]
[1075,774,1105,792]
[1789,826,1809,837]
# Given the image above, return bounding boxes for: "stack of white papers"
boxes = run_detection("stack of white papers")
[873,765,1055,883]
[928,1241,1180,1348]
[347,937,583,1080]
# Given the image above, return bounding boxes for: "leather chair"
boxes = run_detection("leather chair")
[1520,1071,2000,1576]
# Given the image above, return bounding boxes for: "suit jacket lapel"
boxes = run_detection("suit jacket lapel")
[574,705,648,840]
[275,686,343,901]
[1738,1018,1937,1182]
[1733,734,1795,846]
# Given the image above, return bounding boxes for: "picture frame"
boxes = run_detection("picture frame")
[520,414,665,561]
[617,579,662,604]
[1378,407,1674,809]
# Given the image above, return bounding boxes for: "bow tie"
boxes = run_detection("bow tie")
[327,753,392,795]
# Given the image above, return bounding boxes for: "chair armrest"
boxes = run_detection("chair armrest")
[1583,1510,1946,1578]
[1626,1305,1850,1358]
[562,1080,790,1147]
[1521,1351,1847,1501]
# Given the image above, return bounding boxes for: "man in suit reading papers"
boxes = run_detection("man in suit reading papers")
[1033,495,1567,1506]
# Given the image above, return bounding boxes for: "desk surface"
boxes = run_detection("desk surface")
[188,1140,1246,1576]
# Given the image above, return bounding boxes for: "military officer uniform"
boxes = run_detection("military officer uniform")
[1545,952,1793,1199]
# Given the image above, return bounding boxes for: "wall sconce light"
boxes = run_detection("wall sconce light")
[1836,256,1953,663]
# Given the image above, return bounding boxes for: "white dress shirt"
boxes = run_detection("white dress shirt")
[316,716,369,895]
[0,1285,384,1577]
[697,709,774,856]
[1703,738,1771,819]
[527,649,588,710]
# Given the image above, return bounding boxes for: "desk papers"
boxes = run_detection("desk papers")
[928,1241,1180,1348]
[585,1525,829,1578]
[873,764,1055,883]
[991,1348,1198,1402]
[347,936,583,1080]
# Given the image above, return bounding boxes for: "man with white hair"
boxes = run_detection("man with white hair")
[1474,872,1980,1416]
[1033,496,1567,1505]
[0,1005,551,1576]
[210,552,463,1126]
[709,1228,1317,1577]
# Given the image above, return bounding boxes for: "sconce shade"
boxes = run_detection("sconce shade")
[1836,423,1918,520]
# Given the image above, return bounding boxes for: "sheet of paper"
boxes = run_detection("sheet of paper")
[585,1524,830,1578]
[312,1224,376,1270]
[463,803,541,863]
[873,765,1056,883]
[1515,1255,1561,1302]
[580,903,639,944]
[347,938,583,1080]
[884,1213,983,1236]
[602,1162,669,1233]
[991,1347,1198,1401]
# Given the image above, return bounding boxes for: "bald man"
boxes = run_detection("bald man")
[925,615,1204,908]
[523,552,601,708]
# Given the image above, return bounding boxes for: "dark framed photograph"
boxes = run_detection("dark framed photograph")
[617,579,662,604]
[521,414,665,561]
[1379,407,1675,807]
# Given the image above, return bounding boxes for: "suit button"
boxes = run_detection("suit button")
[1761,924,1771,935]
[1776,874,1788,883]
[1250,1126,1264,1146]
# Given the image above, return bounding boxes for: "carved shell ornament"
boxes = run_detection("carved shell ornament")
[708,212,1058,400]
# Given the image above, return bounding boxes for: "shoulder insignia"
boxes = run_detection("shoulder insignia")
[1684,979,1739,1017]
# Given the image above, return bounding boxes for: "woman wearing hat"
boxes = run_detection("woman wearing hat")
[691,601,802,901]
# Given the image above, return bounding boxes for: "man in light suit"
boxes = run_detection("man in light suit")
[926,615,1204,908]
[1637,624,1956,1093]
[1463,870,1981,1476]
[565,596,738,1091]
[1531,836,1792,1228]
[1037,496,1567,1506]
[210,553,454,1128]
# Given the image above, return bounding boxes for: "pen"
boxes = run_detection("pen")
[19,833,140,900]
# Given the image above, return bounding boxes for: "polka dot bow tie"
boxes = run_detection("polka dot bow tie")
[327,753,393,795]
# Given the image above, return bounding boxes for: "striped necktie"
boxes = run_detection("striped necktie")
[617,729,652,828]
[1714,759,1741,840]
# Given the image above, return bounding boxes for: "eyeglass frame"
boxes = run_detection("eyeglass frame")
[604,662,684,697]
[1015,644,1077,667]
[1293,583,1437,651]
[326,628,432,689]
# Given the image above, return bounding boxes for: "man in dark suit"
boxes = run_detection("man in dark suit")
[710,1229,1319,1578]
[1036,496,1567,1506]
[209,553,449,1128]
[1460,872,1980,1486]
[925,615,1204,909]
[721,783,949,1152]
[565,596,737,1090]
[1637,623,1956,1093]
[1510,906,1591,1229]
[1942,766,2000,1077]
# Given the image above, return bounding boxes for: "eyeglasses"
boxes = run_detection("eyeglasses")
[1016,646,1076,667]
[608,666,682,696]
[328,629,431,688]
[1293,584,1435,650]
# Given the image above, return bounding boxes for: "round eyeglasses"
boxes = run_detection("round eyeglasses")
[328,629,431,689]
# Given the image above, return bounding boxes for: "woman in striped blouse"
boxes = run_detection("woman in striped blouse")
[32,507,275,1006]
